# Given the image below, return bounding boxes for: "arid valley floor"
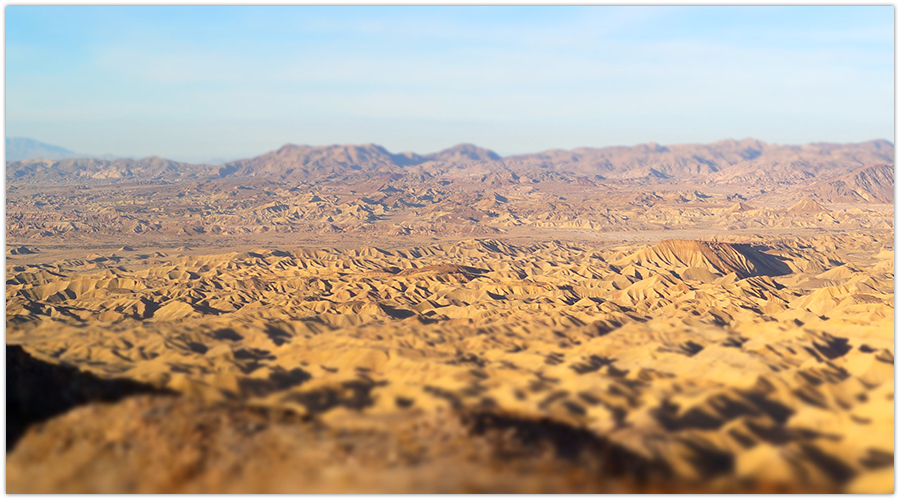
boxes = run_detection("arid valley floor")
[5,139,895,493]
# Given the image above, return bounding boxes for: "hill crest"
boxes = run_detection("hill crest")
[617,239,792,279]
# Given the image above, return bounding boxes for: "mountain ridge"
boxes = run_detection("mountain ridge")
[7,138,895,204]
[6,137,122,162]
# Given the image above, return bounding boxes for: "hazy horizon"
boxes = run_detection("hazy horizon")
[6,6,894,160]
[7,134,896,165]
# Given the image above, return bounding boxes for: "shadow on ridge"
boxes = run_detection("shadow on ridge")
[6,344,173,452]
[730,243,793,277]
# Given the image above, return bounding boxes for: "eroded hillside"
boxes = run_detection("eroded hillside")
[6,139,895,493]
[7,233,894,493]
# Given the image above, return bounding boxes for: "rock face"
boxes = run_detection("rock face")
[7,394,692,494]
[6,345,170,450]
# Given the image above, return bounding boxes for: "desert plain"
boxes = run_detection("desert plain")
[5,138,895,493]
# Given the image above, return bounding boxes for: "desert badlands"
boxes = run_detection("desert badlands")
[5,139,895,493]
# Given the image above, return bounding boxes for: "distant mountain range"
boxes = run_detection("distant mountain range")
[5,137,242,165]
[6,138,895,203]
[6,137,122,162]
[804,163,895,204]
[7,137,84,161]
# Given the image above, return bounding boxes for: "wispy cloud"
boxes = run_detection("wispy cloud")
[6,6,893,158]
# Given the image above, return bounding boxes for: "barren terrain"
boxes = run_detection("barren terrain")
[6,139,895,493]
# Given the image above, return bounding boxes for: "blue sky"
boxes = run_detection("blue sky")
[6,6,895,161]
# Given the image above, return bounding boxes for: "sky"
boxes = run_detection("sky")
[5,6,895,162]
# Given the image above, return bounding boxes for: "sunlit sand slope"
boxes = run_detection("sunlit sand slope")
[6,231,893,493]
